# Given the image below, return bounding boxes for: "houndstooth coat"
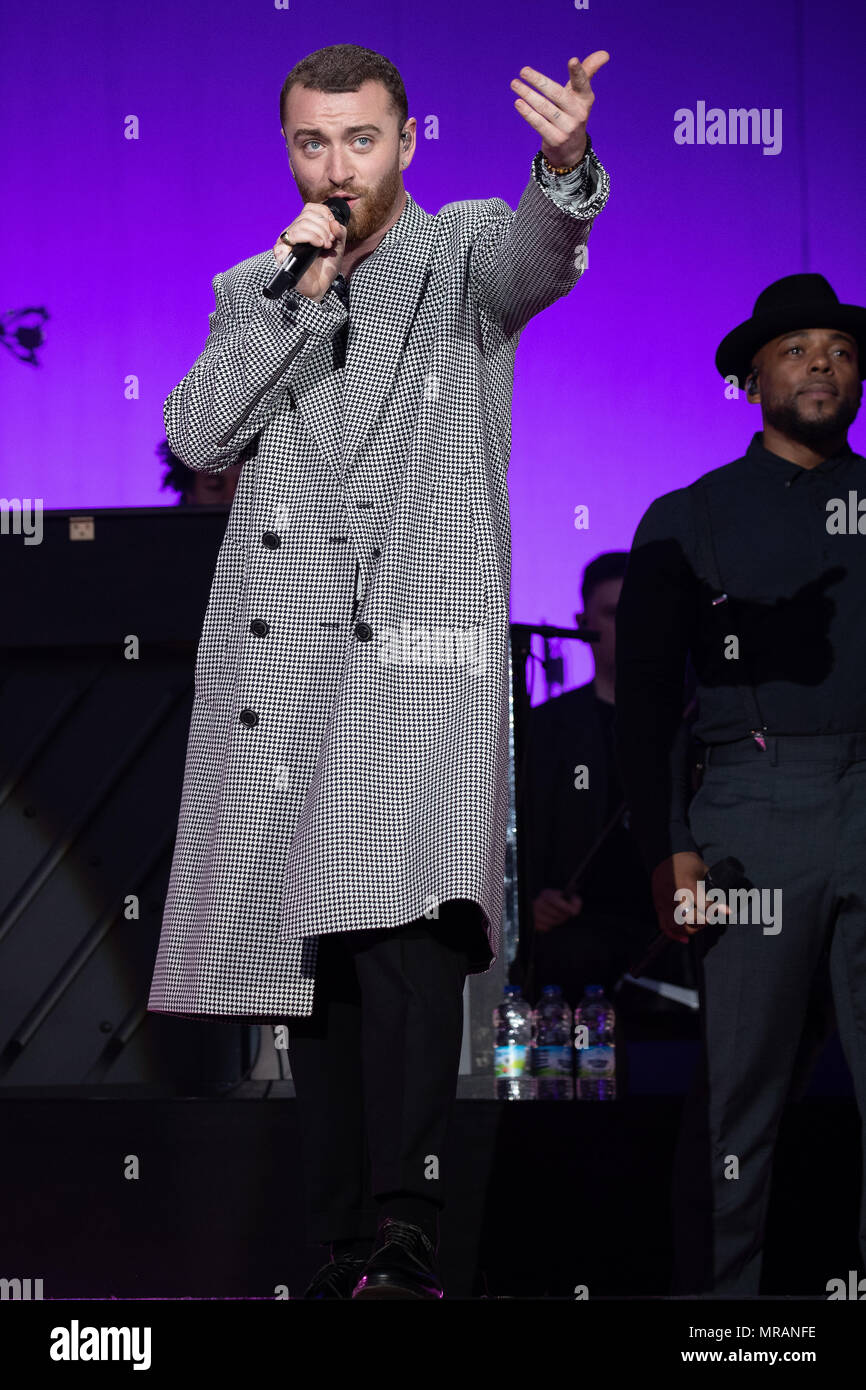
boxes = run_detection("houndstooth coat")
[148,147,610,1019]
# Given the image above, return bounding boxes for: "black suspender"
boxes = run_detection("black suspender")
[687,478,769,750]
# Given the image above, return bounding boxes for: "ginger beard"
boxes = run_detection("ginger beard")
[295,156,403,252]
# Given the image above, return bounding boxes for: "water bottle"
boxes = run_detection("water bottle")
[574,984,616,1100]
[531,985,574,1099]
[493,984,536,1099]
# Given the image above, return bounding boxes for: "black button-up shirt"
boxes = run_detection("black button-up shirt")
[614,430,866,873]
[331,273,349,372]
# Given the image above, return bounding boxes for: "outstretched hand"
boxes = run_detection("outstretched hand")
[511,52,610,168]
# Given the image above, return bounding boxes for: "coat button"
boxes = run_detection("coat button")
[372,547,381,559]
[250,619,269,637]
[262,531,281,548]
[354,621,373,642]
[239,708,259,727]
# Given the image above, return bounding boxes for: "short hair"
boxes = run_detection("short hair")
[279,43,408,136]
[156,437,192,505]
[581,551,629,606]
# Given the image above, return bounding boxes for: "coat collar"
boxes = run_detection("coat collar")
[289,190,437,478]
[342,192,436,477]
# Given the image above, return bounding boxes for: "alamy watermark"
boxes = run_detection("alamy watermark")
[1,498,43,545]
[826,492,866,533]
[674,102,782,156]
[374,621,489,671]
[674,881,782,935]
[49,1320,151,1371]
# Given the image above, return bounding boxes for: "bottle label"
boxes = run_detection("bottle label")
[495,1044,527,1078]
[534,1045,572,1078]
[577,1044,615,1078]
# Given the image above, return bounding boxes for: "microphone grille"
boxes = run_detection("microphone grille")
[325,196,352,226]
[706,856,752,892]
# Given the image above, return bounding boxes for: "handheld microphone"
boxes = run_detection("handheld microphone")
[262,196,351,300]
[628,856,752,978]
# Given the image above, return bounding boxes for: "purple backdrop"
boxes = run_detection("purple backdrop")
[4,0,865,694]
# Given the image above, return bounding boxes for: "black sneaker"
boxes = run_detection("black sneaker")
[301,1251,369,1300]
[351,1218,444,1300]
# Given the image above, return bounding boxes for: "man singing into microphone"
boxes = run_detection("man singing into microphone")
[615,274,866,1295]
[148,43,610,1298]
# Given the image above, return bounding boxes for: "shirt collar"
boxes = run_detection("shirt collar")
[746,430,855,484]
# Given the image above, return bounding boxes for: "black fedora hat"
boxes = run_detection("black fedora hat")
[715,274,866,384]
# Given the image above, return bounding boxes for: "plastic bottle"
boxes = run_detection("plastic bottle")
[574,984,616,1100]
[493,984,536,1099]
[531,984,574,1099]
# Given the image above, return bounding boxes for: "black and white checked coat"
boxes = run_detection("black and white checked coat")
[148,148,610,1018]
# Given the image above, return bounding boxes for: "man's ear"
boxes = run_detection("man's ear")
[745,368,760,400]
[398,118,418,167]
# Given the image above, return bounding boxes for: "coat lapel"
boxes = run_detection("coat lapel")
[339,193,436,478]
[287,335,343,468]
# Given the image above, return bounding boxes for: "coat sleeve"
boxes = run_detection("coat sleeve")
[164,260,349,472]
[614,492,702,877]
[468,143,610,338]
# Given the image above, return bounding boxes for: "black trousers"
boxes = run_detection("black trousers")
[671,733,866,1295]
[287,900,487,1246]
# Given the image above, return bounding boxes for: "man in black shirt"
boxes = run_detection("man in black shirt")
[615,273,866,1295]
[522,552,689,1019]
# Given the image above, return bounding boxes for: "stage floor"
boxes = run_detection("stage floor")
[1,1090,859,1300]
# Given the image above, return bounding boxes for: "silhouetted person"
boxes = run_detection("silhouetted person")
[157,438,241,505]
[521,552,694,1032]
